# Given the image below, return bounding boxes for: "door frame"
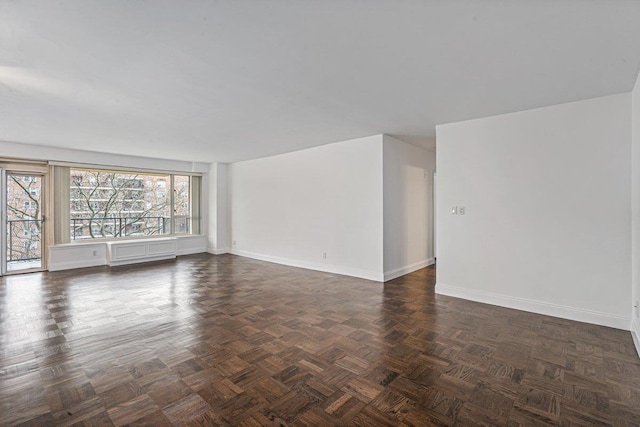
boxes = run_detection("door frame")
[0,163,49,275]
[433,171,437,261]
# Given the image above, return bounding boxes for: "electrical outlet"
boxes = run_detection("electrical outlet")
[233,240,236,246]
[323,252,327,259]
[92,250,97,256]
[458,206,465,215]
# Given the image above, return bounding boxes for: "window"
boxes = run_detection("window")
[22,176,36,183]
[68,169,198,240]
[173,175,191,234]
[29,188,38,196]
[24,201,37,210]
[72,225,83,238]
[22,223,38,237]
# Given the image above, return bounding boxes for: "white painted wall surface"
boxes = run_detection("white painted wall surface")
[436,94,632,329]
[207,163,230,254]
[0,140,209,173]
[229,135,384,281]
[382,135,436,280]
[631,72,640,352]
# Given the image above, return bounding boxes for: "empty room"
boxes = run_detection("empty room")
[1,1,639,426]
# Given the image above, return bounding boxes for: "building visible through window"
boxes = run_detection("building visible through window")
[69,169,195,240]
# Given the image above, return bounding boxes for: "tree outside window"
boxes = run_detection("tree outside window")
[6,175,41,261]
[69,169,193,240]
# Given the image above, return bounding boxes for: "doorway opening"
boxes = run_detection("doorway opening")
[2,169,47,274]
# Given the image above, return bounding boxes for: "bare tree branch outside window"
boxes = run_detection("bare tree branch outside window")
[6,175,41,262]
[69,170,190,240]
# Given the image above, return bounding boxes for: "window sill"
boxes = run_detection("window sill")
[57,234,205,246]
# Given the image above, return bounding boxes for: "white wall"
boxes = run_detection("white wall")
[229,135,384,281]
[383,135,436,280]
[207,163,230,254]
[0,140,209,173]
[436,94,632,329]
[632,72,640,351]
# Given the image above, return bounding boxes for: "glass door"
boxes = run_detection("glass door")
[2,171,45,274]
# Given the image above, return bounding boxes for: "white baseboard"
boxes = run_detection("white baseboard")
[384,258,435,282]
[49,259,106,272]
[207,247,230,255]
[632,318,640,358]
[436,283,631,330]
[231,249,383,282]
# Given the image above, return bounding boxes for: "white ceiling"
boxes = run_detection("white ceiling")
[1,1,640,163]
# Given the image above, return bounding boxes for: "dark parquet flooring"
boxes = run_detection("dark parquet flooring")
[0,254,639,426]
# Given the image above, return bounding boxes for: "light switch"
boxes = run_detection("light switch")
[451,206,458,215]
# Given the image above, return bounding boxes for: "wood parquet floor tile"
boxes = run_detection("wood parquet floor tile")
[1,253,639,426]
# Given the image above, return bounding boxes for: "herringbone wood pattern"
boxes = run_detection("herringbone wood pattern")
[0,254,639,426]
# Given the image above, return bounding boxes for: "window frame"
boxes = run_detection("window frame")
[65,167,200,242]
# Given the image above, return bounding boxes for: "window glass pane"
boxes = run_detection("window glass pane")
[69,169,178,240]
[173,175,190,234]
[7,174,42,267]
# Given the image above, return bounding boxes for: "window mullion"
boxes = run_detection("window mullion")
[170,175,175,235]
